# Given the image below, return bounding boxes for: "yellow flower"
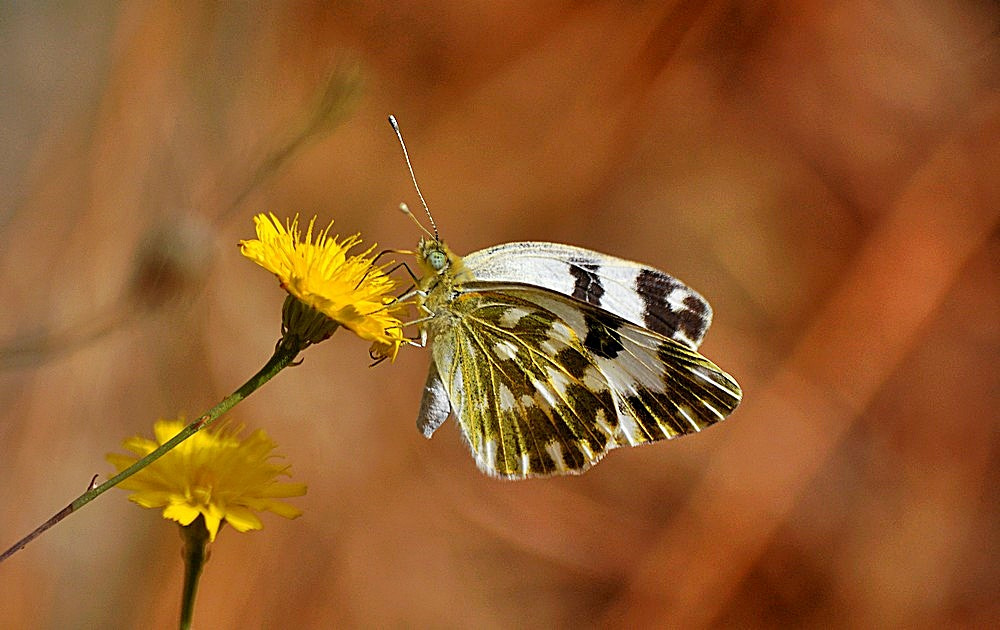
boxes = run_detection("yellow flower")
[239,213,405,359]
[107,419,307,541]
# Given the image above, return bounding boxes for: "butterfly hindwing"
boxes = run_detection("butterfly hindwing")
[423,281,741,479]
[463,242,713,349]
[426,289,617,477]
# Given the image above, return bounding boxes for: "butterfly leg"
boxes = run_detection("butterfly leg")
[397,314,434,347]
[355,250,419,290]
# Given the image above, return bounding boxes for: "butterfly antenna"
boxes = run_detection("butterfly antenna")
[398,202,434,240]
[388,114,439,241]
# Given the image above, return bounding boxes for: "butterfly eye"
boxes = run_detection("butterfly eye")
[428,249,448,272]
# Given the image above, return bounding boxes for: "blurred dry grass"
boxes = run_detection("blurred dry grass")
[1,2,997,628]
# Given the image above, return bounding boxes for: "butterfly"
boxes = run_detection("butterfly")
[389,116,742,479]
[409,237,743,479]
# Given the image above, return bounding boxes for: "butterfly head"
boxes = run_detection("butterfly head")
[419,237,449,272]
[416,237,468,277]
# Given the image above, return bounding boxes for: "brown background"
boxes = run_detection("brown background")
[0,2,997,628]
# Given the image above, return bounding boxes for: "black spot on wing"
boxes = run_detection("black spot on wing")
[583,310,625,359]
[683,295,706,312]
[635,268,710,346]
[555,347,590,380]
[678,294,710,339]
[570,263,604,305]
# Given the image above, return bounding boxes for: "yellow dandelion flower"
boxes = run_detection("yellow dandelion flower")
[107,419,307,542]
[239,213,405,359]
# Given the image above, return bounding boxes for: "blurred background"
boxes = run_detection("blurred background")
[0,2,997,628]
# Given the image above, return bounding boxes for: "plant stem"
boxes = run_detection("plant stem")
[179,518,211,630]
[0,336,303,564]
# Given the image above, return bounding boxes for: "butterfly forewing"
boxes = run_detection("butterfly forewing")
[463,242,713,350]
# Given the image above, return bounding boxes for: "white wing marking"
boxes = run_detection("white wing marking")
[544,441,568,472]
[493,339,519,361]
[497,306,533,328]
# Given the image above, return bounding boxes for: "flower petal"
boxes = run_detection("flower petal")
[163,504,201,527]
[223,506,264,533]
[108,417,307,541]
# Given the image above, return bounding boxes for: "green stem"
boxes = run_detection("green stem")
[179,518,211,630]
[0,336,303,564]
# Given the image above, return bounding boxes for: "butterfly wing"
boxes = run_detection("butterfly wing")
[422,281,741,479]
[463,242,713,350]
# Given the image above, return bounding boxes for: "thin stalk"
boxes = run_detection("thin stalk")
[179,518,211,630]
